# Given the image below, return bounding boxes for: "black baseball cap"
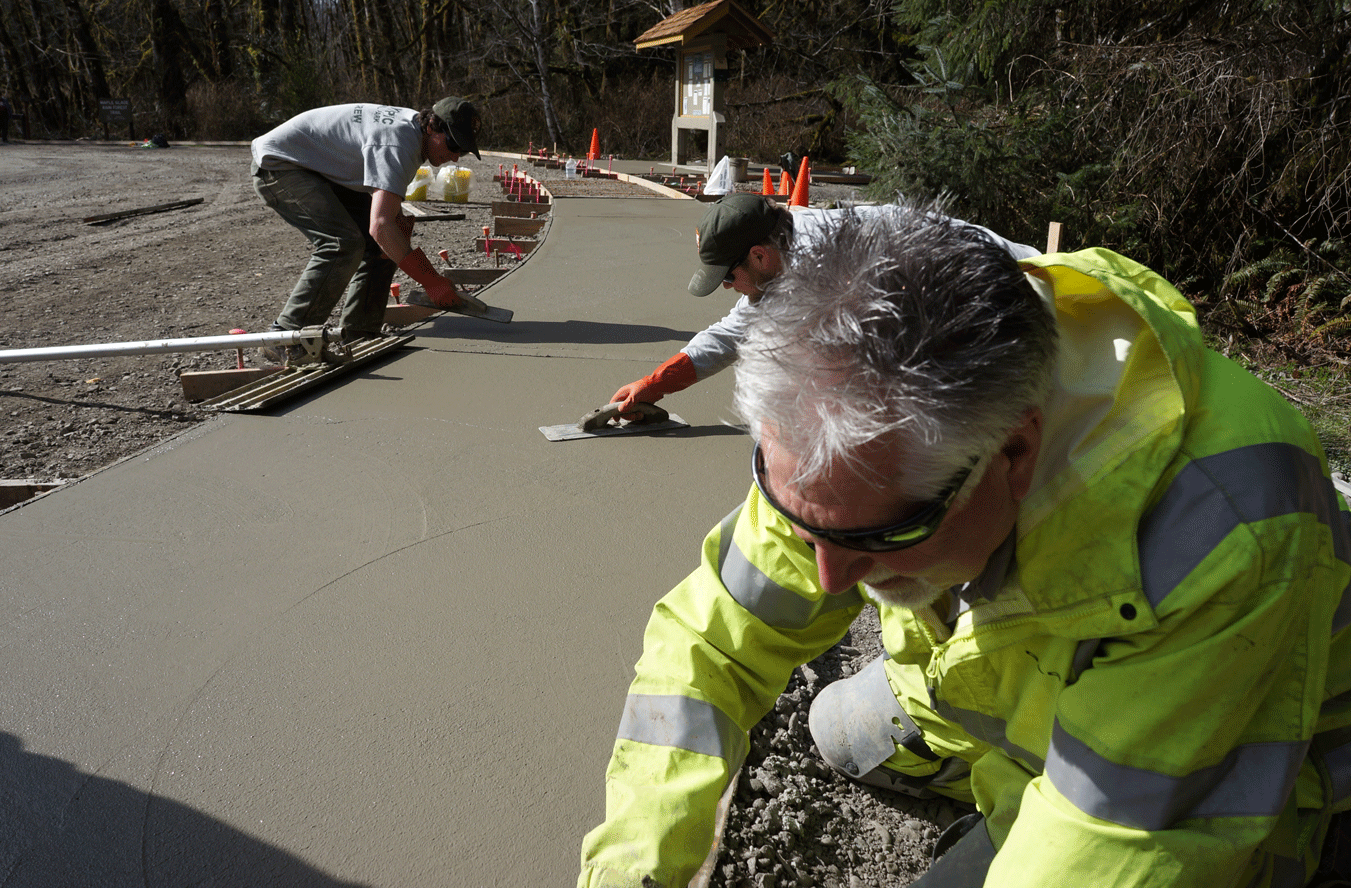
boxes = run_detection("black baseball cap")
[432,97,482,160]
[689,194,780,297]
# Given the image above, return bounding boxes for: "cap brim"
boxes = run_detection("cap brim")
[447,125,481,160]
[688,263,729,297]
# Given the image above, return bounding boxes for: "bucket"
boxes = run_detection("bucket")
[441,166,472,203]
[730,157,749,183]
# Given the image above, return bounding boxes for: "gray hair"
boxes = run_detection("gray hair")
[733,202,1057,495]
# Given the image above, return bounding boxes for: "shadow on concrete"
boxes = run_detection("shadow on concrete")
[408,317,702,347]
[0,732,370,888]
[665,424,748,440]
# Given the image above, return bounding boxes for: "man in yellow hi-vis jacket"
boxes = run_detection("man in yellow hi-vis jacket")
[577,204,1351,888]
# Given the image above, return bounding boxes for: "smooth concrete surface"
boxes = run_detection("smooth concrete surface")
[0,195,754,885]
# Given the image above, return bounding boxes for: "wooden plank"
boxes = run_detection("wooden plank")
[494,217,546,237]
[384,303,440,326]
[444,268,509,285]
[405,211,466,221]
[473,237,537,255]
[179,367,281,402]
[1045,221,1063,253]
[83,198,205,225]
[492,200,551,218]
[0,480,64,509]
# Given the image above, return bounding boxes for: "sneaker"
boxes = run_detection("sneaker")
[258,342,310,366]
[258,343,287,364]
[258,324,291,365]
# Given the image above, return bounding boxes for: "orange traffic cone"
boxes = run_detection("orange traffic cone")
[761,167,774,195]
[789,155,810,207]
[587,128,600,161]
[778,170,792,196]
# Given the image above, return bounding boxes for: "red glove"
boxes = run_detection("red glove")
[611,351,698,416]
[398,248,459,308]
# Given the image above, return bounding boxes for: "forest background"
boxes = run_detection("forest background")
[1,0,1347,463]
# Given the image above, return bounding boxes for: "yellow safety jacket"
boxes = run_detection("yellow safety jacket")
[578,249,1351,888]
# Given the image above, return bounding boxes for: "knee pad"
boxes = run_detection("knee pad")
[809,655,941,789]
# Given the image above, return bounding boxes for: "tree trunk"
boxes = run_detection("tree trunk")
[204,0,234,81]
[529,0,562,145]
[150,0,190,135]
[61,0,111,104]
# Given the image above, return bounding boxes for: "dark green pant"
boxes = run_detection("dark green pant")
[252,162,393,335]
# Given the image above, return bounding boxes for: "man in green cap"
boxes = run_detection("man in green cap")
[608,193,1039,417]
[251,96,484,360]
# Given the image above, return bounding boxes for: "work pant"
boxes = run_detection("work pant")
[251,162,393,336]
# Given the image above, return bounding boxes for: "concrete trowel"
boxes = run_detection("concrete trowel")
[401,288,513,323]
[539,401,689,442]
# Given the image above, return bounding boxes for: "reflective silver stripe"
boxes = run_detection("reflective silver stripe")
[617,693,747,765]
[933,699,1045,774]
[1325,736,1351,806]
[1046,719,1307,829]
[716,506,863,629]
[1139,443,1349,607]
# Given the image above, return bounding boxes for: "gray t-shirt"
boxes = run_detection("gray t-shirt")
[251,103,424,195]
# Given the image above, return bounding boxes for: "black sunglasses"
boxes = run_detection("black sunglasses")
[752,441,973,552]
[723,252,748,284]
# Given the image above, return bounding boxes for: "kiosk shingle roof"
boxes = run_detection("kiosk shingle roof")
[633,0,773,51]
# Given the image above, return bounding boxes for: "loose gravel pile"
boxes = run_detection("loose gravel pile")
[707,607,960,888]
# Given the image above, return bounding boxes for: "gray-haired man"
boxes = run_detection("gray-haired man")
[580,204,1351,888]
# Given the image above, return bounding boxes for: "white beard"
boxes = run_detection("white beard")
[860,566,945,609]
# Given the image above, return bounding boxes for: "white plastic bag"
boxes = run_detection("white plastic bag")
[405,164,433,201]
[425,168,447,201]
[704,155,734,196]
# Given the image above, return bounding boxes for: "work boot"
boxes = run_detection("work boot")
[258,324,292,365]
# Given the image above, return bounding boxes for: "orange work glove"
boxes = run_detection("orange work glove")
[610,351,698,417]
[398,248,459,308]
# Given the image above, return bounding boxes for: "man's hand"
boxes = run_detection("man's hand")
[421,275,461,309]
[398,247,463,309]
[610,380,660,419]
[610,352,698,419]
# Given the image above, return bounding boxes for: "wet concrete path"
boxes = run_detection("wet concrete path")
[0,170,753,886]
